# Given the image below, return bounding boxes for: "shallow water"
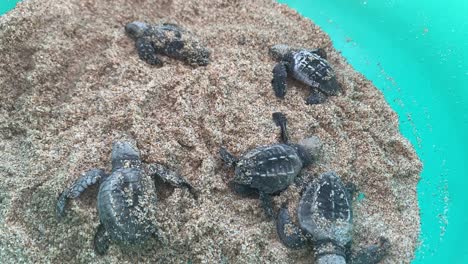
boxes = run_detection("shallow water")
[279,0,468,262]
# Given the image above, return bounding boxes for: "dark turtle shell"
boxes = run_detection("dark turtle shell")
[97,168,157,245]
[234,144,303,194]
[297,172,352,246]
[290,50,339,96]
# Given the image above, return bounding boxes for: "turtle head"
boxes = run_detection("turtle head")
[296,136,323,165]
[125,21,149,40]
[269,44,292,61]
[111,140,141,169]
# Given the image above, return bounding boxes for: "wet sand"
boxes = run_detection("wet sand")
[0,0,421,263]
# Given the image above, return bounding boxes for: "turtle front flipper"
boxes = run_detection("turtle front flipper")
[135,38,163,66]
[349,237,390,264]
[94,223,111,255]
[276,204,307,249]
[272,112,290,144]
[56,169,107,220]
[147,163,198,198]
[272,62,288,98]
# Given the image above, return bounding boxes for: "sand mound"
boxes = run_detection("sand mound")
[0,0,421,263]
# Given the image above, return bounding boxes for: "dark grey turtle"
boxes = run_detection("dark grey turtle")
[276,172,390,264]
[270,44,341,105]
[220,112,323,218]
[125,21,210,66]
[56,140,196,255]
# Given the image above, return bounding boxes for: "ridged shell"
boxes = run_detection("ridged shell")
[291,50,335,87]
[97,168,157,245]
[298,172,352,246]
[234,144,302,193]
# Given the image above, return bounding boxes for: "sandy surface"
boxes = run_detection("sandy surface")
[0,0,421,263]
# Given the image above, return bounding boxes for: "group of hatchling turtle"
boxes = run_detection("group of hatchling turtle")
[56,21,390,263]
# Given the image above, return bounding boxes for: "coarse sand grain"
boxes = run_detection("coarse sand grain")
[0,0,421,263]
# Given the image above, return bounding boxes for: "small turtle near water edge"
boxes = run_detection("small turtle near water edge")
[276,172,390,264]
[270,44,341,105]
[56,140,197,255]
[220,112,323,218]
[125,21,210,66]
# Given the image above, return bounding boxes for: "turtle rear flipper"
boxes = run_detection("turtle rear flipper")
[219,147,238,167]
[276,204,307,249]
[135,38,163,66]
[147,163,198,199]
[94,223,111,255]
[272,112,289,144]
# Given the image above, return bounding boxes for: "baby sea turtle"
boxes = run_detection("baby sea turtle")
[125,21,210,66]
[56,141,196,255]
[276,172,390,264]
[220,112,323,218]
[270,44,341,105]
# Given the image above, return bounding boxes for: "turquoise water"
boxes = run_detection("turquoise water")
[279,0,468,263]
[2,0,467,263]
[0,0,19,15]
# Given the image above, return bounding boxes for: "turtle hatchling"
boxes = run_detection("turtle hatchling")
[220,112,323,218]
[270,44,341,105]
[125,21,210,66]
[56,140,197,255]
[276,172,390,264]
